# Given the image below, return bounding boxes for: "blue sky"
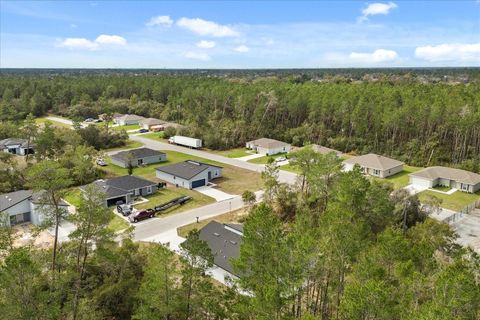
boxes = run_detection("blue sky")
[1,1,479,68]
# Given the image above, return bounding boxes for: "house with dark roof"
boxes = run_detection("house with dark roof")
[110,148,167,168]
[0,138,35,156]
[246,138,291,155]
[0,190,69,226]
[196,220,243,276]
[81,175,158,206]
[409,166,480,193]
[343,153,404,178]
[156,160,223,189]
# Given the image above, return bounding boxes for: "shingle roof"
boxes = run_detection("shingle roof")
[82,180,131,199]
[343,153,404,171]
[247,138,290,149]
[111,148,165,162]
[310,144,342,156]
[0,138,33,148]
[156,160,222,180]
[410,166,480,185]
[139,118,165,126]
[0,190,68,211]
[82,176,156,200]
[198,221,243,275]
[115,114,145,122]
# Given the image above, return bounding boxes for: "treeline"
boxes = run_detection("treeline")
[1,148,479,319]
[1,74,479,169]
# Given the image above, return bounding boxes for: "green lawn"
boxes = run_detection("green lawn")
[418,190,480,212]
[64,188,82,207]
[135,188,215,215]
[103,139,144,152]
[248,152,288,165]
[384,165,423,189]
[35,117,72,129]
[207,148,252,158]
[102,149,263,194]
[141,132,169,142]
[112,124,140,131]
[279,163,301,173]
[108,214,130,232]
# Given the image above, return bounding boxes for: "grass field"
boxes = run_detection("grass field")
[108,214,130,232]
[384,165,423,189]
[135,188,215,215]
[207,148,252,158]
[138,132,169,143]
[102,150,263,194]
[279,163,301,173]
[247,152,288,165]
[418,190,480,212]
[177,208,247,238]
[35,117,72,129]
[112,124,140,131]
[64,188,82,207]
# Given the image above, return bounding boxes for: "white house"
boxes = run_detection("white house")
[156,160,223,189]
[0,138,35,156]
[0,190,69,226]
[409,166,480,193]
[139,118,165,130]
[113,114,145,126]
[246,138,291,156]
[343,153,404,178]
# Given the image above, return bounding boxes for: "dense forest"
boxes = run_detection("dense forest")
[1,70,479,171]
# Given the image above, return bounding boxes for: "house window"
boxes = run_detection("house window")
[461,184,469,191]
[373,169,381,176]
[147,186,152,194]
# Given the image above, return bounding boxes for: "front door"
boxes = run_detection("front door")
[138,159,143,166]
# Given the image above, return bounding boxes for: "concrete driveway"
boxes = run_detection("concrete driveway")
[236,153,264,162]
[195,186,235,201]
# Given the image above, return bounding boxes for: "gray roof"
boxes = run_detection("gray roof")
[156,160,222,180]
[198,221,243,275]
[247,138,290,149]
[0,190,67,212]
[343,153,404,171]
[82,176,157,199]
[410,166,480,185]
[310,144,342,156]
[115,114,145,122]
[0,138,33,149]
[139,118,165,126]
[111,148,165,162]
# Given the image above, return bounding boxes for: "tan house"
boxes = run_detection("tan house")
[113,114,145,126]
[139,118,165,130]
[343,153,404,178]
[409,166,480,193]
[246,138,291,156]
[310,144,342,157]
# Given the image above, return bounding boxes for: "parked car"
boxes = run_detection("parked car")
[117,204,133,216]
[275,156,287,162]
[96,158,107,166]
[85,118,94,122]
[138,128,149,133]
[128,210,155,223]
[94,119,103,123]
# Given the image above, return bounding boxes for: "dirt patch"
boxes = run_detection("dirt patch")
[12,224,54,249]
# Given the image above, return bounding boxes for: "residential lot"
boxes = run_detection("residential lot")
[177,208,247,238]
[35,116,73,129]
[384,165,423,189]
[102,150,264,194]
[112,124,140,131]
[247,152,288,164]
[207,147,252,158]
[418,189,480,212]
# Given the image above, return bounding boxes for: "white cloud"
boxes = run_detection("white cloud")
[196,40,216,49]
[70,24,78,28]
[58,38,98,50]
[58,34,126,50]
[146,15,173,27]
[415,43,480,62]
[177,17,239,37]
[349,49,398,62]
[95,34,127,46]
[359,2,397,22]
[184,51,211,61]
[234,45,249,53]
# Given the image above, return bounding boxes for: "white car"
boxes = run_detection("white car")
[96,158,107,166]
[275,156,287,162]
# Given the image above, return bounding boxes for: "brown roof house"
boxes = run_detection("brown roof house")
[409,167,480,193]
[343,153,404,178]
[246,138,291,156]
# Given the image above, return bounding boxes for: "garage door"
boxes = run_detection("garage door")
[191,179,206,188]
[107,196,127,207]
[410,177,431,188]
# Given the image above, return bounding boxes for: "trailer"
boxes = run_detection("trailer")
[168,135,202,148]
[152,196,192,213]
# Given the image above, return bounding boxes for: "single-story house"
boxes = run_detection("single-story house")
[156,160,223,189]
[110,148,167,168]
[343,153,404,178]
[113,114,145,126]
[150,122,185,132]
[409,166,480,193]
[310,144,342,157]
[0,190,69,226]
[197,221,243,277]
[99,113,124,121]
[0,138,35,156]
[246,138,291,156]
[139,118,165,130]
[81,175,158,207]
